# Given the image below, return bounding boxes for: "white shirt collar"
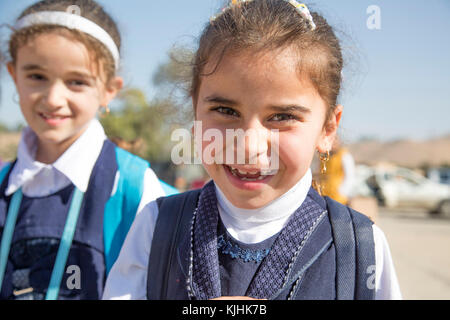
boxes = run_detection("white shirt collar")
[215,169,312,244]
[6,119,106,196]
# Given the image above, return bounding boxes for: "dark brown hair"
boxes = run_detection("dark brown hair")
[191,0,344,122]
[9,0,121,83]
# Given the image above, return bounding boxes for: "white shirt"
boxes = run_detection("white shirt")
[3,119,165,214]
[103,169,402,300]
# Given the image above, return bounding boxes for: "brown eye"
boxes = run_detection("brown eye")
[270,113,299,122]
[28,74,46,81]
[213,106,240,117]
[68,80,87,86]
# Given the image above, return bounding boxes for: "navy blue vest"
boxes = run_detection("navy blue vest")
[147,184,375,300]
[0,140,118,300]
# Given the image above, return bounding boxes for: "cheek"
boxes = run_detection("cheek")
[70,91,101,116]
[277,129,319,172]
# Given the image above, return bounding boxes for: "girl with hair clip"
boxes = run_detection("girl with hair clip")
[104,0,401,300]
[0,0,178,300]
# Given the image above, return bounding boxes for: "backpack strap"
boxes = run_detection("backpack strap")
[325,196,375,300]
[0,163,12,187]
[147,190,201,300]
[350,206,376,300]
[103,147,150,275]
[103,147,180,275]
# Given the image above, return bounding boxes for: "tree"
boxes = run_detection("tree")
[100,88,179,163]
[101,47,195,161]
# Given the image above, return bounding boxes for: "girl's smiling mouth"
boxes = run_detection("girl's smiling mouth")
[223,164,277,190]
[39,112,71,125]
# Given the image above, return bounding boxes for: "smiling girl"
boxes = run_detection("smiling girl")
[0,0,171,300]
[104,0,401,300]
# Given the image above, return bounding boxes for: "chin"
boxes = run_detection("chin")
[37,130,73,145]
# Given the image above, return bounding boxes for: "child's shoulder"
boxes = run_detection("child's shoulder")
[157,188,202,208]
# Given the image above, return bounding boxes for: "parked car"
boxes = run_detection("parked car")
[364,167,450,217]
[427,168,450,186]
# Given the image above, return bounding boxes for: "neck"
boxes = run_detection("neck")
[35,129,87,164]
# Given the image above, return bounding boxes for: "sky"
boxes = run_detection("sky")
[0,0,449,142]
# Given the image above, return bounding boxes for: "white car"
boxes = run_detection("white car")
[364,167,450,217]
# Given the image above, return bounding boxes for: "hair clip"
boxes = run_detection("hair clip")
[286,1,316,30]
[211,0,316,31]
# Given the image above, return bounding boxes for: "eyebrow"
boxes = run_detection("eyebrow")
[205,95,311,114]
[21,64,95,80]
[22,64,44,71]
[269,105,311,114]
[67,71,96,80]
[204,95,238,106]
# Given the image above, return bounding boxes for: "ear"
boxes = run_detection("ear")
[7,62,18,85]
[100,76,124,107]
[317,104,343,153]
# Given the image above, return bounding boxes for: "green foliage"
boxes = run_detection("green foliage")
[100,88,180,163]
[0,123,9,133]
[152,46,193,93]
[0,142,18,162]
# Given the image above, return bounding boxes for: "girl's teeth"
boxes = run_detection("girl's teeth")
[42,113,65,119]
[227,166,269,181]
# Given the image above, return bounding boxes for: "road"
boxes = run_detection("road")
[376,207,450,300]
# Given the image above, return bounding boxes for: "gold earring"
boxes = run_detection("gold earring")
[319,150,330,174]
[100,106,110,117]
[315,150,330,196]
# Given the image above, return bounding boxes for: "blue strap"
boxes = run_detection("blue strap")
[103,147,179,275]
[103,148,149,275]
[0,189,23,289]
[0,187,84,300]
[45,188,84,300]
[103,147,180,275]
[0,163,12,186]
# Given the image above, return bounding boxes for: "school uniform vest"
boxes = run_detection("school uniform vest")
[0,140,118,300]
[147,181,375,300]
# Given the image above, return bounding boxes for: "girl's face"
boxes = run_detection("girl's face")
[8,32,121,151]
[195,48,342,209]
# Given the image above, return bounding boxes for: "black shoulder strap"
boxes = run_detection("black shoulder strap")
[146,190,201,300]
[325,196,376,300]
[349,207,377,300]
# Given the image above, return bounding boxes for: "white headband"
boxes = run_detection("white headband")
[14,11,120,69]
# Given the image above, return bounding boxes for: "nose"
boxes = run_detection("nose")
[44,80,67,110]
[229,118,273,167]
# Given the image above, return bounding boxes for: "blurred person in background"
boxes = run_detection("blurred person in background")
[320,137,356,206]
